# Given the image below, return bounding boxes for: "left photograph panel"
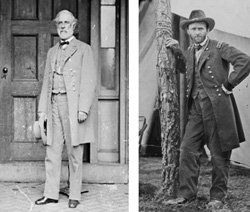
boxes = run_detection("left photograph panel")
[0,0,129,211]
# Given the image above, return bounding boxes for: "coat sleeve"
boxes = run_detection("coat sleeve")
[38,49,51,114]
[78,45,97,114]
[220,42,250,91]
[171,45,187,74]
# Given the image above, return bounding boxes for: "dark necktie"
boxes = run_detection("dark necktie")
[60,41,69,46]
[195,44,202,51]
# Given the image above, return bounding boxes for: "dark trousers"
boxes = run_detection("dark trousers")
[179,96,231,201]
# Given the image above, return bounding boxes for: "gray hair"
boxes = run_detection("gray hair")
[53,10,78,27]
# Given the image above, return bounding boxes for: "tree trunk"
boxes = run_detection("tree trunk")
[154,0,180,202]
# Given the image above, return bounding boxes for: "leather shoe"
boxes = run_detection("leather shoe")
[69,199,79,208]
[163,196,195,205]
[35,196,58,205]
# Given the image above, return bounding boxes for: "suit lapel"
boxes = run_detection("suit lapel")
[61,39,77,66]
[197,48,210,71]
[50,43,59,69]
[186,47,195,84]
[197,39,211,71]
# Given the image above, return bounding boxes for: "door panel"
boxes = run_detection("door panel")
[53,0,78,17]
[96,0,121,163]
[13,35,38,80]
[12,0,38,20]
[0,0,90,161]
[98,100,119,162]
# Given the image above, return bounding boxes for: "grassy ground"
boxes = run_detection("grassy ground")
[139,157,250,212]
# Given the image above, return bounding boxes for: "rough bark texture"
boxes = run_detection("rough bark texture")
[154,0,180,202]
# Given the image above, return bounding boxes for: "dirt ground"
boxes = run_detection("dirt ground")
[139,157,250,212]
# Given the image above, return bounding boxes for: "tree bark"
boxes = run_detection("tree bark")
[154,0,180,202]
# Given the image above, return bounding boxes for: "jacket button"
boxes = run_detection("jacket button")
[211,76,214,78]
[218,93,221,96]
[209,71,212,74]
[215,85,218,88]
[208,66,211,69]
[216,89,219,92]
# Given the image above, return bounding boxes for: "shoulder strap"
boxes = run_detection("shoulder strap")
[188,44,194,51]
[216,41,223,49]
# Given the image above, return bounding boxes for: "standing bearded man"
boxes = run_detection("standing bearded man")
[165,10,250,209]
[35,10,97,209]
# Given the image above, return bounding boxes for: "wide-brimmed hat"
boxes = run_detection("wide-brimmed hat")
[33,115,47,145]
[180,10,215,31]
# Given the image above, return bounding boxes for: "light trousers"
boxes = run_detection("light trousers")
[44,94,83,200]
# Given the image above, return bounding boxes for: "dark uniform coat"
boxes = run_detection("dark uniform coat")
[38,38,97,146]
[176,39,250,152]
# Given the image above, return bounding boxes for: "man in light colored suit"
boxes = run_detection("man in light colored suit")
[35,10,97,208]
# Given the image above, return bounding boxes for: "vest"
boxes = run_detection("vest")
[191,42,209,99]
[52,46,67,94]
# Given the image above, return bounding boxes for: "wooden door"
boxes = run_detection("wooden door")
[0,0,90,161]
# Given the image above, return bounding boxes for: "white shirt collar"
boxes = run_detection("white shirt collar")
[61,36,75,43]
[197,36,208,47]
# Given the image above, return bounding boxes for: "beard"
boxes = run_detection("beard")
[192,35,206,44]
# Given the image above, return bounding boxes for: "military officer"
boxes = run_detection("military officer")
[164,10,250,209]
[35,10,97,208]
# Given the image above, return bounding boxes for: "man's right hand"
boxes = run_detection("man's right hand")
[165,38,186,74]
[165,37,179,48]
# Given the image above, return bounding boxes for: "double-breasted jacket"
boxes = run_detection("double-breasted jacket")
[176,39,250,152]
[38,38,97,146]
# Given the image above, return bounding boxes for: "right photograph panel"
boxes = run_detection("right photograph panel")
[139,0,250,211]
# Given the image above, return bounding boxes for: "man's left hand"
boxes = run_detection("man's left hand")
[78,111,88,123]
[221,84,233,95]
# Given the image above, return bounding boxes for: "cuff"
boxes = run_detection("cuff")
[223,81,234,91]
[221,84,233,95]
[79,111,88,115]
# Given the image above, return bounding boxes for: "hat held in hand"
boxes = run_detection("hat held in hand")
[180,10,215,31]
[33,115,47,145]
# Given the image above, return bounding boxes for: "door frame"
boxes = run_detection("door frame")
[90,0,128,164]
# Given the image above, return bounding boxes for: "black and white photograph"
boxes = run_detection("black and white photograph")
[139,0,250,211]
[0,0,129,211]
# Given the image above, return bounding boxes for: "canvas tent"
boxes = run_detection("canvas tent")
[139,0,250,167]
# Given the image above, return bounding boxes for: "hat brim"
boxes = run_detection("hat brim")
[33,116,47,145]
[180,17,215,31]
[33,121,42,139]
